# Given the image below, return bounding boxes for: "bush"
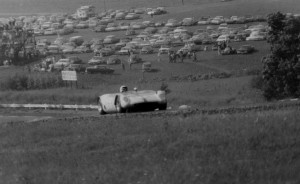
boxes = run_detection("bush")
[160,82,171,94]
[0,72,64,91]
[250,75,264,90]
[261,12,300,100]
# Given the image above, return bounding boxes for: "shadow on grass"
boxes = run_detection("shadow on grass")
[148,68,160,73]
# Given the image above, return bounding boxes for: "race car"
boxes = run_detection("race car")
[97,89,167,114]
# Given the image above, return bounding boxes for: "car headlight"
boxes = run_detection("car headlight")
[157,91,166,101]
[123,97,130,103]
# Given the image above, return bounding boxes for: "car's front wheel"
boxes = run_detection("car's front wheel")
[98,102,106,115]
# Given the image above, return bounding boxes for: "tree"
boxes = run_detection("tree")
[261,12,300,100]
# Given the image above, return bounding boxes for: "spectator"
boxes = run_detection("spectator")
[121,60,125,71]
[52,56,56,64]
[217,42,221,55]
[173,52,177,63]
[192,51,197,62]
[168,51,172,63]
[157,51,161,62]
[179,51,184,63]
[204,46,208,51]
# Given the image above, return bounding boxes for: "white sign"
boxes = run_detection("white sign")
[61,71,77,81]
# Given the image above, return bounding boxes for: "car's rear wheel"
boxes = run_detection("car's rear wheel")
[159,103,167,110]
[115,97,125,113]
[116,102,124,113]
[98,102,106,115]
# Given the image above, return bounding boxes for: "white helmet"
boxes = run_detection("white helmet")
[120,85,128,93]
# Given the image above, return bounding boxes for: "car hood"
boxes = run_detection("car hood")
[121,90,162,104]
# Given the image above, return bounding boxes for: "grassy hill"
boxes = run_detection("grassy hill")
[0,109,299,183]
[0,0,300,16]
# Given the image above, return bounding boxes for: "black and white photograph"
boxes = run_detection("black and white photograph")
[0,0,299,183]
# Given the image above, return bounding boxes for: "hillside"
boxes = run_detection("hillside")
[0,0,299,16]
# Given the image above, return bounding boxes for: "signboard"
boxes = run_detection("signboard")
[61,71,77,81]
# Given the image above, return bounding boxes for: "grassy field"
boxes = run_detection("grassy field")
[1,0,300,16]
[0,76,264,107]
[1,1,300,183]
[0,25,268,107]
[0,109,299,183]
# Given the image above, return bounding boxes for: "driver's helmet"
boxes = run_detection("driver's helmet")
[120,85,128,93]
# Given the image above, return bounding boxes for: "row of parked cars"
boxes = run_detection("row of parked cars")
[36,56,116,74]
[34,17,266,59]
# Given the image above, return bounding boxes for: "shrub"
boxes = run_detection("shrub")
[261,12,300,99]
[160,82,171,94]
[0,72,64,91]
[250,75,264,90]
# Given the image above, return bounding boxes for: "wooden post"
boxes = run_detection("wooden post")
[142,70,145,80]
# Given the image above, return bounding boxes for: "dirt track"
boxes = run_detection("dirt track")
[1,99,299,123]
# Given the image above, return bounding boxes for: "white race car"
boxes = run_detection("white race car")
[97,90,167,114]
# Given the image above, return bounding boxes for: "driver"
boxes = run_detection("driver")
[120,85,128,93]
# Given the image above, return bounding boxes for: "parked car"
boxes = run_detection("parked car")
[93,25,106,32]
[33,29,44,36]
[125,13,140,20]
[142,21,155,27]
[171,39,185,47]
[44,28,56,35]
[53,58,71,70]
[88,56,106,65]
[182,18,197,26]
[233,34,246,42]
[216,35,230,42]
[115,42,127,50]
[165,19,181,27]
[107,56,121,65]
[142,62,152,72]
[75,21,89,29]
[118,47,139,55]
[85,65,114,74]
[144,27,157,34]
[57,27,75,35]
[103,35,120,44]
[210,18,224,25]
[105,26,120,32]
[246,32,266,41]
[159,46,170,54]
[46,44,61,54]
[73,46,93,53]
[147,8,165,16]
[115,12,126,20]
[97,90,167,114]
[69,36,84,46]
[62,46,75,54]
[140,46,154,54]
[65,64,86,73]
[221,46,237,55]
[125,29,136,36]
[68,56,83,64]
[237,45,255,54]
[132,23,146,30]
[129,54,143,64]
[99,47,115,56]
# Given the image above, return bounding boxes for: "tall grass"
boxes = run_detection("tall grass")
[0,72,64,91]
[0,110,299,183]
